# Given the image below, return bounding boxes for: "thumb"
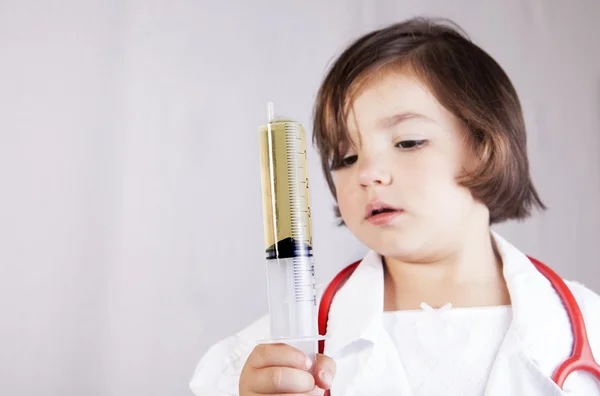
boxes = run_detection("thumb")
[313,353,336,390]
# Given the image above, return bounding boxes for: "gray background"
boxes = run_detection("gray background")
[0,0,599,395]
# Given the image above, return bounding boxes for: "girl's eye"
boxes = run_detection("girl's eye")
[397,139,427,150]
[332,154,358,170]
[342,155,358,166]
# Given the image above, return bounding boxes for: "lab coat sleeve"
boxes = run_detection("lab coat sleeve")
[189,314,270,396]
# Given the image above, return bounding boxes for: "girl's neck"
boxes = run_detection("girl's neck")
[383,229,511,311]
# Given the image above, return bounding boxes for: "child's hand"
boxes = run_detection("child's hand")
[239,343,336,395]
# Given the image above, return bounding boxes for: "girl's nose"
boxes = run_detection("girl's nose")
[358,157,392,187]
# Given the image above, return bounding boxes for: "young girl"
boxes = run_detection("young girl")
[190,17,600,396]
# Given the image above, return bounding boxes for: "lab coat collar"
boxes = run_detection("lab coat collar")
[491,231,573,362]
[324,231,575,395]
[324,248,384,356]
[484,232,574,395]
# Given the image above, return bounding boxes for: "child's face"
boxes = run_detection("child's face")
[334,70,487,261]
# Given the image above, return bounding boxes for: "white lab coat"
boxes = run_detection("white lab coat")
[190,232,600,395]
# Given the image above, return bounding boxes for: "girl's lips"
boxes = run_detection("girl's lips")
[365,199,402,219]
[367,209,403,225]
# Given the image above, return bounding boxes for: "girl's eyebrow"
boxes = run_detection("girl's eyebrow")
[376,111,436,128]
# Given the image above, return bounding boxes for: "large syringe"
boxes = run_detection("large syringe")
[258,102,322,365]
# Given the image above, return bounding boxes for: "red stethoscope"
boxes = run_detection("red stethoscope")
[317,256,600,394]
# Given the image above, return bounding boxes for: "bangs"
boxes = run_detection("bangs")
[315,58,415,170]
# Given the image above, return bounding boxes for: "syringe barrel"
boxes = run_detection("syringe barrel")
[265,257,318,359]
[258,113,318,361]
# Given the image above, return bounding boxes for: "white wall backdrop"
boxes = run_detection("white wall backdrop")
[0,1,599,395]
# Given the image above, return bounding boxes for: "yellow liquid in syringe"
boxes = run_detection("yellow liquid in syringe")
[258,118,312,259]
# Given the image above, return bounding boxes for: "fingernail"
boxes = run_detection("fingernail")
[320,369,333,386]
[310,387,325,396]
[305,356,313,370]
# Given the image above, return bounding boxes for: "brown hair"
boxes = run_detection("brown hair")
[312,17,545,225]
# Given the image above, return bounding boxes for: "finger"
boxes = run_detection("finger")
[250,366,315,394]
[313,353,336,390]
[249,343,312,370]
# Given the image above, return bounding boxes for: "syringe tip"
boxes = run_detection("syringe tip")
[267,102,275,123]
